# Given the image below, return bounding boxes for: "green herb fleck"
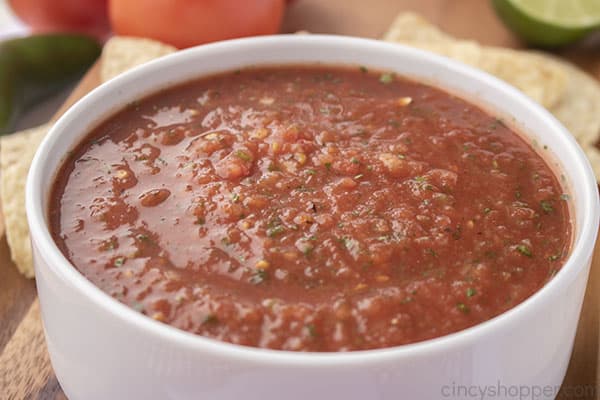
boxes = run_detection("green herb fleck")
[540,200,553,214]
[466,288,476,297]
[324,162,332,171]
[250,269,268,285]
[483,207,491,215]
[267,225,285,237]
[457,303,470,313]
[516,244,532,257]
[306,323,317,337]
[359,66,368,73]
[231,193,240,203]
[489,118,505,130]
[560,193,570,201]
[379,72,394,84]
[235,150,252,161]
[351,157,360,164]
[202,314,219,324]
[548,253,561,261]
[114,257,125,267]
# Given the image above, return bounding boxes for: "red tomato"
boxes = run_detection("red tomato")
[9,0,110,39]
[109,0,286,49]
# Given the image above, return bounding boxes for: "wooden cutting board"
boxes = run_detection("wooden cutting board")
[1,1,600,398]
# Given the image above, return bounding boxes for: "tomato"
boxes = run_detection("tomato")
[109,0,286,49]
[9,0,110,40]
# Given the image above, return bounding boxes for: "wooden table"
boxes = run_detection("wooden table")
[1,1,599,398]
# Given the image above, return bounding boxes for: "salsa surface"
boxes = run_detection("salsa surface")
[50,66,571,351]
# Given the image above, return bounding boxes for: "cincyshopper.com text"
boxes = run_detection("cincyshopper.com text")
[440,381,596,399]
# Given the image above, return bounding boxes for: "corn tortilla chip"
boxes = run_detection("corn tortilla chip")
[548,58,600,180]
[2,36,177,278]
[384,13,600,181]
[1,124,50,277]
[100,36,176,82]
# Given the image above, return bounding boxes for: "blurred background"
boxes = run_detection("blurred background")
[0,0,75,131]
[1,0,599,134]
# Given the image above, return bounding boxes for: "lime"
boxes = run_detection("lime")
[492,0,600,47]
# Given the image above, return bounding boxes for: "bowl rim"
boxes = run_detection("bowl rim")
[26,34,600,365]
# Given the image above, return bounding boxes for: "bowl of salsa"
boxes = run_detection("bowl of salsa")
[26,35,599,399]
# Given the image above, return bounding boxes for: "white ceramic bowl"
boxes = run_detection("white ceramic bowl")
[27,35,599,400]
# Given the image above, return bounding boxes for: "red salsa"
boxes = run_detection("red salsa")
[50,66,571,351]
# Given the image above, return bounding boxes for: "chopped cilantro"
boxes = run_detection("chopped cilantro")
[457,303,470,313]
[540,200,553,214]
[202,314,219,324]
[425,248,437,257]
[379,72,394,84]
[516,244,532,257]
[306,323,317,337]
[235,150,251,161]
[250,269,268,285]
[267,225,285,237]
[114,257,125,267]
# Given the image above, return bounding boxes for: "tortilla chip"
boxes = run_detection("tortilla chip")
[383,12,455,44]
[2,36,176,278]
[1,124,50,278]
[384,13,600,181]
[100,36,176,82]
[548,58,600,180]
[383,13,568,110]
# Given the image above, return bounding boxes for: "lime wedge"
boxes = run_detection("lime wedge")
[492,0,600,47]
